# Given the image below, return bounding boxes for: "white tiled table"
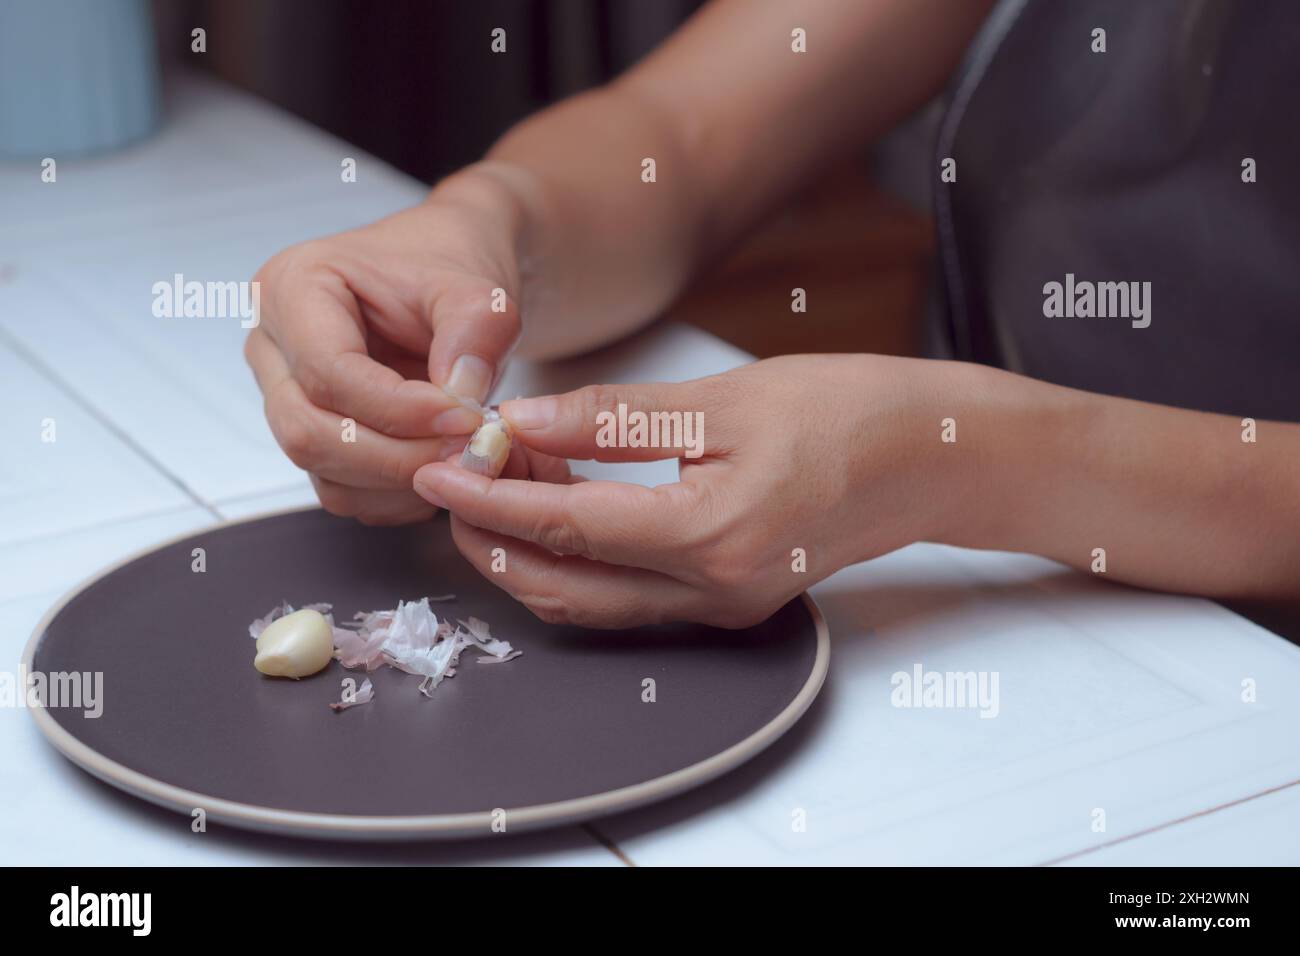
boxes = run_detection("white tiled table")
[3,72,1298,866]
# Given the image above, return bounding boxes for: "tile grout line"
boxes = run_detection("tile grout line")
[1038,776,1300,865]
[0,325,223,523]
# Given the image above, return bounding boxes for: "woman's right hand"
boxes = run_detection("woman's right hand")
[244,168,530,525]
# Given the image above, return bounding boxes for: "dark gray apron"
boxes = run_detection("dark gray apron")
[932,0,1300,421]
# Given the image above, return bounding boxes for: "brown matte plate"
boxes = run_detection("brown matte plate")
[23,508,828,840]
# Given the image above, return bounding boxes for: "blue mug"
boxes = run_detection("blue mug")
[0,0,161,157]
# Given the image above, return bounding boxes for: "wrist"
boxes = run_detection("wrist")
[929,363,1084,553]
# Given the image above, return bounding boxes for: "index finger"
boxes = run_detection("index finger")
[258,262,476,437]
[411,461,700,572]
[498,382,711,462]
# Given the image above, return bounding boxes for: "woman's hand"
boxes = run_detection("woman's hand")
[410,354,978,628]
[413,349,1300,627]
[244,169,529,525]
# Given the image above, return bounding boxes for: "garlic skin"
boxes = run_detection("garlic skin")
[254,608,334,678]
[460,411,512,478]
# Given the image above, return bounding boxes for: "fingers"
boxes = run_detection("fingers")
[269,384,456,489]
[426,282,522,406]
[253,260,473,437]
[497,442,573,483]
[498,381,711,462]
[310,475,439,526]
[521,445,575,484]
[449,518,700,629]
[251,332,460,489]
[366,335,436,382]
[328,351,481,437]
[411,461,701,571]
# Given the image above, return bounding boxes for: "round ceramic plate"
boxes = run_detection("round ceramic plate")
[23,508,829,840]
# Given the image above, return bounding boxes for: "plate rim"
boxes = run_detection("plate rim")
[21,506,831,841]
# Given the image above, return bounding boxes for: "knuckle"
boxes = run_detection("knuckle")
[278,422,315,470]
[253,243,315,303]
[375,450,412,487]
[479,296,522,337]
[532,511,590,556]
[372,406,400,437]
[524,593,640,631]
[680,488,752,591]
[576,383,624,428]
[365,385,400,436]
[523,595,572,627]
[251,252,287,290]
[294,352,336,410]
[267,387,319,470]
[696,369,746,407]
[695,539,755,593]
[279,239,330,274]
[653,485,703,552]
[363,369,410,436]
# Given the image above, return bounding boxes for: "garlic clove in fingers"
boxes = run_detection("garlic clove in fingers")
[460,409,512,478]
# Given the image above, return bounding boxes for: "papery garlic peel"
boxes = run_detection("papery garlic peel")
[253,608,335,678]
[460,409,512,478]
[248,597,519,698]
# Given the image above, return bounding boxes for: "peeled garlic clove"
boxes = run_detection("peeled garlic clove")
[254,608,334,678]
[460,410,512,478]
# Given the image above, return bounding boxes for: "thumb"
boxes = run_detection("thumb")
[500,383,710,462]
[427,281,521,413]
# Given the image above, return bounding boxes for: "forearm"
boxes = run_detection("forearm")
[447,0,994,361]
[943,367,1300,600]
[475,86,708,360]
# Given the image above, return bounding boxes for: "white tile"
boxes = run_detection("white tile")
[1063,783,1300,866]
[0,338,193,547]
[597,545,1300,865]
[0,506,214,607]
[0,72,426,505]
[0,189,433,503]
[0,267,301,503]
[0,71,420,256]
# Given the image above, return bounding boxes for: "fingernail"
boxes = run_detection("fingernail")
[432,405,482,435]
[445,354,492,404]
[501,395,557,430]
